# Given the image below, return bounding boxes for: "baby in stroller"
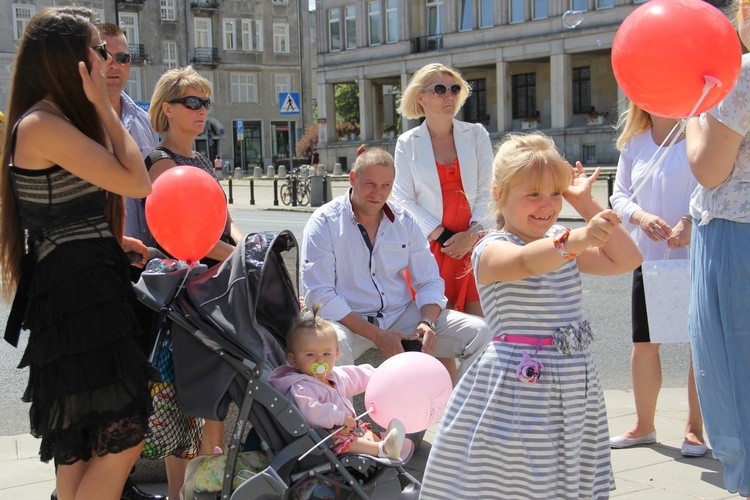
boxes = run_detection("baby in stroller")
[269,311,406,460]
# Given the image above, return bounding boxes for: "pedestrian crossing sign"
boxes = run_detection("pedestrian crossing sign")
[279,92,301,115]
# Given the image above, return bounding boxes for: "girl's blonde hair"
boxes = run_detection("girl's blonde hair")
[286,305,337,354]
[397,63,471,119]
[490,133,571,228]
[615,101,652,151]
[149,66,212,134]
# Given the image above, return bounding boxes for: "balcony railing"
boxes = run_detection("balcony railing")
[411,35,443,54]
[190,1,219,13]
[128,44,148,63]
[117,0,146,11]
[193,47,220,65]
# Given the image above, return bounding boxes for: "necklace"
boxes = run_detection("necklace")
[41,99,70,122]
[429,132,452,139]
[41,99,62,114]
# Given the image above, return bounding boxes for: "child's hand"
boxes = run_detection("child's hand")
[564,161,600,202]
[575,209,620,249]
[343,414,356,429]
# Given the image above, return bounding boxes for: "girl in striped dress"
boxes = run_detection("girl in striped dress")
[420,133,642,499]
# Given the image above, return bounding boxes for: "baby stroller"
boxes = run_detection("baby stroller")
[134,231,421,499]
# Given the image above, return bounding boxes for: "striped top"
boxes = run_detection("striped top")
[421,225,614,499]
[10,165,110,261]
[474,226,583,336]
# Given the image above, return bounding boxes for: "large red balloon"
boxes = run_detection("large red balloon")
[612,0,741,119]
[145,166,227,263]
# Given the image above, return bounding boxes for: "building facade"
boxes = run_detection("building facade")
[313,0,730,169]
[1,0,311,170]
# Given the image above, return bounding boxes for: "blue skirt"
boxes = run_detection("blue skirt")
[689,218,750,496]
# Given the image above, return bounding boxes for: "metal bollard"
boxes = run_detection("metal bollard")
[249,177,255,206]
[273,176,279,206]
[607,173,614,208]
[322,175,329,203]
[291,175,298,207]
[228,177,233,204]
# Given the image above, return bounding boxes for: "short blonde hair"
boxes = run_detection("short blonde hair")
[351,147,394,175]
[149,66,212,134]
[491,133,571,227]
[615,101,652,151]
[397,63,471,119]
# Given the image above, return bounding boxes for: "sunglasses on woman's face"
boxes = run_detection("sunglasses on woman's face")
[91,42,108,61]
[424,83,461,97]
[109,52,132,64]
[168,96,211,111]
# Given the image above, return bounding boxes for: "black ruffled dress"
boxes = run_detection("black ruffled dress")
[6,157,152,464]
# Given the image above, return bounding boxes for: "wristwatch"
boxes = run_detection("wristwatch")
[418,319,436,331]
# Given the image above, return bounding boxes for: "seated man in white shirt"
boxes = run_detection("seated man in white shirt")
[301,147,490,382]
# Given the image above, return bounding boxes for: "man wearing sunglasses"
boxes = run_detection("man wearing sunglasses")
[97,23,159,247]
[94,23,163,500]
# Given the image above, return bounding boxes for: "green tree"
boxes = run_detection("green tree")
[335,83,359,126]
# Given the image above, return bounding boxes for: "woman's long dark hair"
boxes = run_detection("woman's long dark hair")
[0,7,124,299]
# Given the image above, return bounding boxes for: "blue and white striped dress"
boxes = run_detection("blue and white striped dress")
[420,229,614,499]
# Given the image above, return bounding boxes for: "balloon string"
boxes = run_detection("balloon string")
[297,407,373,462]
[177,261,197,293]
[616,77,718,219]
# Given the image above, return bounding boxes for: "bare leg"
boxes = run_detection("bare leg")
[685,356,705,446]
[618,343,661,438]
[58,442,143,500]
[200,419,224,454]
[437,357,457,384]
[346,436,381,456]
[55,460,89,500]
[165,455,190,500]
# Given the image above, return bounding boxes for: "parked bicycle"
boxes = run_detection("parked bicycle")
[280,167,310,206]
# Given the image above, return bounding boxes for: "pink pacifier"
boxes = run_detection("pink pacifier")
[311,362,329,376]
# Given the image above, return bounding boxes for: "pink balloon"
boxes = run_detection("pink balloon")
[364,352,453,433]
[145,166,227,264]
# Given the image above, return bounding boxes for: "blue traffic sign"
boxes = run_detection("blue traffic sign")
[279,92,301,115]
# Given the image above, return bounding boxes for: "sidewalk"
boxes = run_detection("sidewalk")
[217,173,614,221]
[0,389,733,499]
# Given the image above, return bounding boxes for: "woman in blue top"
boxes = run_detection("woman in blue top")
[685,1,750,496]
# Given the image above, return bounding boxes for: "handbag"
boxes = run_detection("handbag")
[641,250,690,343]
[142,310,204,460]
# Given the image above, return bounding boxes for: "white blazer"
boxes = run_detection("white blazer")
[392,119,494,238]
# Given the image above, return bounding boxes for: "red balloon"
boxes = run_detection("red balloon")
[145,166,227,263]
[612,0,741,119]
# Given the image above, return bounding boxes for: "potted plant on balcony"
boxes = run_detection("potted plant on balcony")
[382,124,397,140]
[520,112,540,130]
[586,108,609,126]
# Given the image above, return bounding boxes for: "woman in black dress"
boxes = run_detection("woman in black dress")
[0,7,153,499]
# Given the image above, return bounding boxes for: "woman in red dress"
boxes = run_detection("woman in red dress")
[393,63,493,316]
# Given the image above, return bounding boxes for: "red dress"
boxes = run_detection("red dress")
[431,159,479,312]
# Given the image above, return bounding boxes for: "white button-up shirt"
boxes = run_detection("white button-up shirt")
[301,191,447,329]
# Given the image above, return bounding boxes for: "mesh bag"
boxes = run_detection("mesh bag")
[142,324,203,460]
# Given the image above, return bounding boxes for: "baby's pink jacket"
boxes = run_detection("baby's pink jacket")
[268,364,375,429]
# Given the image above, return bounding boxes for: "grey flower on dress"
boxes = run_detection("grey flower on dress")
[553,320,594,355]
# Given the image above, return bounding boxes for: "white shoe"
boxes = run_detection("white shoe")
[681,441,708,457]
[610,430,657,449]
[380,419,406,459]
